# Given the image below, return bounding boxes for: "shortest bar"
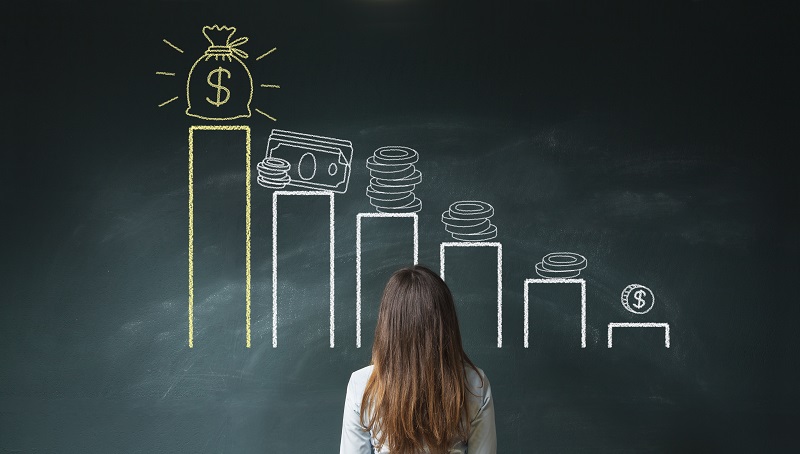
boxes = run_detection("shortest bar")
[607,322,671,348]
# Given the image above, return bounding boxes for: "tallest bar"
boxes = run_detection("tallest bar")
[187,125,252,348]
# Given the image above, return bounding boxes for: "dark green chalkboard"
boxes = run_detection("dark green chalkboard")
[2,1,797,452]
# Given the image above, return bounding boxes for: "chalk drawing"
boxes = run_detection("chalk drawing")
[164,25,279,120]
[441,201,497,241]
[187,125,252,348]
[256,157,291,189]
[267,130,353,194]
[535,252,587,279]
[162,38,184,54]
[156,39,181,107]
[523,278,587,348]
[355,213,419,348]
[272,191,335,348]
[158,96,180,108]
[366,146,422,213]
[256,47,277,61]
[440,242,503,348]
[185,25,253,120]
[620,284,655,315]
[607,322,670,348]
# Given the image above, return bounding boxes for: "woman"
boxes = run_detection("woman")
[340,265,496,453]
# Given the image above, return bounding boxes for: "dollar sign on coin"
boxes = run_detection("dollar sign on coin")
[206,66,231,107]
[621,284,655,314]
[633,289,647,309]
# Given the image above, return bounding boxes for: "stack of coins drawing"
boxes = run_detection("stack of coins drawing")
[257,157,291,189]
[365,146,422,213]
[535,252,587,278]
[441,201,498,241]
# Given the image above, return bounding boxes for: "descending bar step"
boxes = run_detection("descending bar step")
[524,278,587,348]
[355,213,419,348]
[607,322,671,348]
[440,242,503,348]
[272,191,335,348]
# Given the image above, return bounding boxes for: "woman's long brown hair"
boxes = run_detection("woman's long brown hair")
[360,265,480,453]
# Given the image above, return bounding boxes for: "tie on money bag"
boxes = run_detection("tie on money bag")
[186,25,253,121]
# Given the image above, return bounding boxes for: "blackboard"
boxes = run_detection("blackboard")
[2,1,797,452]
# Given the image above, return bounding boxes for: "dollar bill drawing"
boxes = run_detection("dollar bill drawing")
[265,130,353,194]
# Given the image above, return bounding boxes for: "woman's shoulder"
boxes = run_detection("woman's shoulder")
[465,365,490,391]
[464,365,492,422]
[348,365,374,393]
[351,365,373,381]
[348,364,489,397]
[350,365,488,388]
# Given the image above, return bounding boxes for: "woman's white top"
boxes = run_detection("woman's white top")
[340,365,497,453]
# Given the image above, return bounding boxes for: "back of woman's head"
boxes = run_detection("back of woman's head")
[361,265,478,453]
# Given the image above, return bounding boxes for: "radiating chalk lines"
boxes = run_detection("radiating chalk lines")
[157,26,279,120]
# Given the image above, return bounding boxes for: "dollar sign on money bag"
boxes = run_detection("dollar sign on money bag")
[186,25,253,121]
[206,67,232,107]
[632,289,647,309]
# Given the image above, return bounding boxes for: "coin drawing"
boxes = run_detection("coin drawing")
[620,283,655,314]
[535,252,587,279]
[441,201,498,241]
[365,146,422,213]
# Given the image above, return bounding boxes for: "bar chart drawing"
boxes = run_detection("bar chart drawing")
[187,125,252,349]
[355,213,419,348]
[272,190,335,348]
[524,278,587,348]
[607,322,671,348]
[440,242,503,348]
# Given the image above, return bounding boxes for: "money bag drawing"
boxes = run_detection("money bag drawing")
[186,25,253,121]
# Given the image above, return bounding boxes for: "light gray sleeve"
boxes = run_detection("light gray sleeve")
[340,372,374,454]
[467,374,497,454]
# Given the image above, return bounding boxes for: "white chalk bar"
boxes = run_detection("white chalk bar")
[356,213,419,348]
[524,278,587,348]
[607,322,671,348]
[272,191,335,348]
[440,242,503,348]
